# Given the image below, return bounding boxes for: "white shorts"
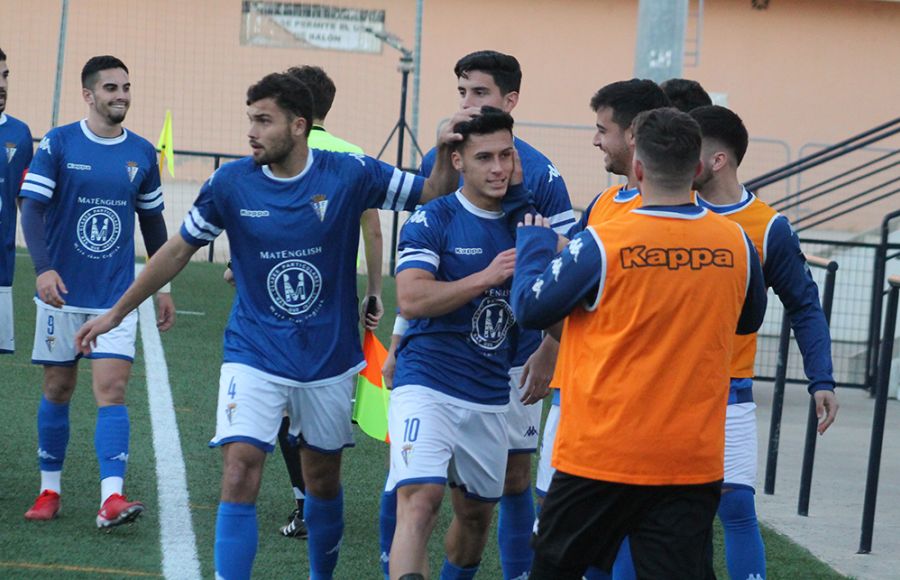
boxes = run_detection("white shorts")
[385,385,509,501]
[724,402,758,490]
[0,287,13,354]
[32,300,138,365]
[210,362,355,454]
[506,366,542,453]
[535,402,560,497]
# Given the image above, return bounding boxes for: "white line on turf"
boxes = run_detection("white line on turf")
[175,310,206,316]
[137,266,202,580]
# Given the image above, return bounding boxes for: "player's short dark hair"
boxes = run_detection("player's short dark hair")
[0,48,6,62]
[660,78,712,113]
[286,66,335,121]
[81,55,129,89]
[247,72,314,136]
[690,105,749,166]
[453,106,514,150]
[454,51,522,95]
[589,79,671,129]
[632,108,702,188]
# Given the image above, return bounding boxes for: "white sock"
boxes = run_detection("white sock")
[100,476,124,506]
[40,470,62,494]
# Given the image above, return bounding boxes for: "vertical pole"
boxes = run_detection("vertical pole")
[797,261,837,515]
[409,0,423,169]
[858,282,898,553]
[388,65,411,277]
[764,311,791,495]
[50,0,70,128]
[208,155,222,263]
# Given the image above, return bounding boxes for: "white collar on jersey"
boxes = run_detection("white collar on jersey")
[455,190,505,219]
[262,148,315,182]
[0,113,7,126]
[695,186,752,214]
[79,119,128,145]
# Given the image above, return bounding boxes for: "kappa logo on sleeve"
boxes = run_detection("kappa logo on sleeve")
[620,246,734,270]
[547,164,561,183]
[408,210,429,227]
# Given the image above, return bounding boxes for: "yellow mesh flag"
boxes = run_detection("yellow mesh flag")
[353,330,390,443]
[156,109,175,177]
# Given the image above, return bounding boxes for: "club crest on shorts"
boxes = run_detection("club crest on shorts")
[77,206,121,254]
[311,195,328,222]
[267,259,322,316]
[126,161,139,183]
[401,443,413,466]
[45,336,55,352]
[226,403,237,425]
[4,142,15,163]
[470,297,515,350]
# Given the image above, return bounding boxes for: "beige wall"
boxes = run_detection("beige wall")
[2,0,897,231]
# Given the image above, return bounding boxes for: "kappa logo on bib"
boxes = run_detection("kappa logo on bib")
[77,207,121,253]
[471,297,514,350]
[267,259,322,316]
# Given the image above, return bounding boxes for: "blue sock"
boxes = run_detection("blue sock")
[719,488,766,580]
[305,489,344,579]
[379,488,397,580]
[440,558,479,580]
[585,567,611,580]
[95,405,129,480]
[37,397,70,472]
[498,487,535,579]
[215,502,257,580]
[610,536,635,580]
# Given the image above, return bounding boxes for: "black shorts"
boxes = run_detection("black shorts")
[530,471,722,580]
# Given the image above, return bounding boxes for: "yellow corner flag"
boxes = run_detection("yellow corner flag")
[156,109,175,177]
[352,330,391,443]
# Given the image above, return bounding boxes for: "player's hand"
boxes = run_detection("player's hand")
[520,338,558,405]
[156,292,176,332]
[75,311,123,356]
[382,339,399,389]
[36,270,67,308]
[511,148,523,187]
[480,248,516,287]
[223,267,235,287]
[814,389,839,434]
[360,295,384,330]
[439,107,481,147]
[518,212,551,229]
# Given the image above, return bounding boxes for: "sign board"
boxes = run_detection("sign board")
[241,1,386,53]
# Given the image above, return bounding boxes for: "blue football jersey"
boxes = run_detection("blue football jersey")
[19,120,162,310]
[0,113,34,286]
[420,136,573,367]
[180,150,426,384]
[393,191,519,406]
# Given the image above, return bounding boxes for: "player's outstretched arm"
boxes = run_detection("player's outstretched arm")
[419,107,479,204]
[397,248,516,320]
[76,236,199,354]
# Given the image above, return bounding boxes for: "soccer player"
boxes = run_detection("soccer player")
[512,108,767,579]
[19,55,173,527]
[0,47,34,355]
[660,77,713,112]
[691,104,838,580]
[380,50,574,580]
[387,107,521,580]
[75,72,467,580]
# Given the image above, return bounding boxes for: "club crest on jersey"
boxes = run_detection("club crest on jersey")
[267,259,323,316]
[4,142,15,163]
[401,443,413,466]
[126,161,139,183]
[77,206,122,253]
[311,194,329,222]
[471,297,515,350]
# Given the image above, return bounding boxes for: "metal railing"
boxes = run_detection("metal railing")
[763,255,838,502]
[858,274,900,553]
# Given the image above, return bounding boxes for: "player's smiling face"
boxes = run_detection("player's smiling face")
[246,98,299,166]
[85,68,131,125]
[593,106,632,176]
[0,60,8,114]
[453,129,515,211]
[457,71,518,113]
